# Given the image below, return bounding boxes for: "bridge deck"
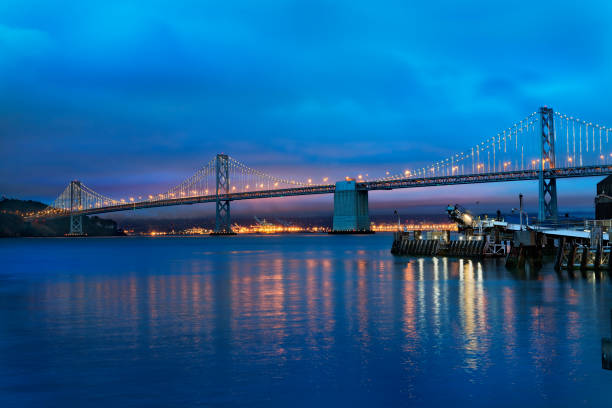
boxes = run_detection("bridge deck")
[26,164,612,220]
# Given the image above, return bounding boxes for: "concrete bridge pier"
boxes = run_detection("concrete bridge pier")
[331,180,372,234]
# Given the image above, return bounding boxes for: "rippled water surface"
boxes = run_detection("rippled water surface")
[1,234,611,407]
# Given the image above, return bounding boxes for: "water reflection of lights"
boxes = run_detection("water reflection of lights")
[321,259,334,335]
[417,258,426,328]
[28,243,612,397]
[432,257,441,335]
[459,258,490,371]
[357,259,370,349]
[502,287,517,361]
[402,262,418,351]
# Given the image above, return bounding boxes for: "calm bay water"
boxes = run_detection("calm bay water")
[0,234,611,407]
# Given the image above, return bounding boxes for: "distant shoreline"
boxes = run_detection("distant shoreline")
[0,198,124,238]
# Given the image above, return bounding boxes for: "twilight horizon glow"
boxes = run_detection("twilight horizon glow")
[1,1,612,217]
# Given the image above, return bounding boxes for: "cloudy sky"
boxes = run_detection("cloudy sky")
[1,1,611,217]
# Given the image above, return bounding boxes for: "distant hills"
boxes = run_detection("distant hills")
[0,198,124,237]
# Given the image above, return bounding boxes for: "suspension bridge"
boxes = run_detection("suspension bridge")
[24,107,612,235]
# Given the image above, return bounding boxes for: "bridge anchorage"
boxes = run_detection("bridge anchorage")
[24,106,612,235]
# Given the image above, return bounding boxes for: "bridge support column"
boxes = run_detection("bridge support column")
[213,154,235,235]
[331,180,372,233]
[68,180,85,236]
[70,214,83,235]
[538,106,558,222]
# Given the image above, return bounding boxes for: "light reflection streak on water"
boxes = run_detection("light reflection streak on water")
[432,257,440,337]
[321,258,334,342]
[402,262,418,352]
[529,295,558,381]
[306,257,318,351]
[417,258,425,335]
[502,286,517,362]
[357,259,370,351]
[458,259,490,373]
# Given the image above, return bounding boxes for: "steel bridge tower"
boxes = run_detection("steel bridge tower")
[538,106,558,222]
[69,180,84,235]
[213,154,235,234]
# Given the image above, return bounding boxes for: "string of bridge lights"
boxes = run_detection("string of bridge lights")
[227,156,310,188]
[34,110,612,216]
[369,111,612,182]
[554,112,612,168]
[377,112,541,181]
[38,156,319,214]
[163,157,216,199]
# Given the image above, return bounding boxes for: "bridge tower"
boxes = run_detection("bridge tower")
[213,154,235,235]
[538,106,558,222]
[331,180,372,233]
[69,180,84,235]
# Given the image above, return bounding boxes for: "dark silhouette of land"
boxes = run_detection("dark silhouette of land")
[0,198,124,237]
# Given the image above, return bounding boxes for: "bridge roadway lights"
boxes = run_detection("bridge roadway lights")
[330,180,373,234]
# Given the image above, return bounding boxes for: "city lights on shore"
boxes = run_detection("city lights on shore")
[138,224,327,236]
[130,222,459,236]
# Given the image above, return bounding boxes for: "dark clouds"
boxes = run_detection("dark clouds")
[1,0,611,212]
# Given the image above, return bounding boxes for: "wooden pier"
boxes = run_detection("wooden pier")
[391,219,612,274]
[555,242,612,271]
[391,231,500,258]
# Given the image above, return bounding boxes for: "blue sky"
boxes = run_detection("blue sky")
[1,1,611,217]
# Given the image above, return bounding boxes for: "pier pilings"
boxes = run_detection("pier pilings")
[391,232,488,258]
